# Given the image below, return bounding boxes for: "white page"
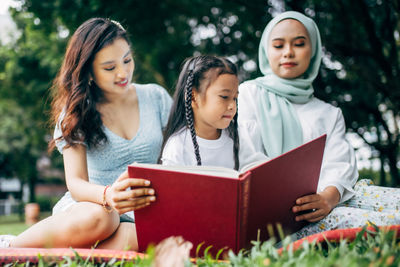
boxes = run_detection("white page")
[130,162,241,178]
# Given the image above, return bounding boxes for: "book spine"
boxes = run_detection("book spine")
[237,175,250,251]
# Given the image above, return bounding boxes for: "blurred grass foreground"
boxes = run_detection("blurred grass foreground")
[0,224,399,266]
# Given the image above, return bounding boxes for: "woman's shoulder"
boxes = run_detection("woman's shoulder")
[307,97,342,113]
[134,83,171,104]
[134,82,167,95]
[296,97,343,124]
[239,80,259,92]
[238,80,266,104]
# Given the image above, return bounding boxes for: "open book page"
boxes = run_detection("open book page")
[239,157,270,173]
[131,153,270,178]
[130,162,241,178]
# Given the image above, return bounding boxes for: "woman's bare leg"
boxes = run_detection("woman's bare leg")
[96,222,138,251]
[10,202,120,248]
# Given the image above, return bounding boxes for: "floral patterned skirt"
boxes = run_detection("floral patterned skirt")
[295,179,400,239]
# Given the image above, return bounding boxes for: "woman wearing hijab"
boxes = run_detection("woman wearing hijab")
[238,11,400,238]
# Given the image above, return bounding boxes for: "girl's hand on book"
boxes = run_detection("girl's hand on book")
[106,170,156,214]
[292,186,340,222]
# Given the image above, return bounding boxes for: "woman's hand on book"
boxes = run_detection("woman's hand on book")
[106,170,156,214]
[292,186,340,222]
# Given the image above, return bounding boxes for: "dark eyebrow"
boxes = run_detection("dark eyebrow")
[100,51,131,65]
[271,36,307,42]
[219,88,239,94]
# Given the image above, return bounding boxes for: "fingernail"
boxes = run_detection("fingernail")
[149,196,156,201]
[149,189,155,195]
[144,180,150,186]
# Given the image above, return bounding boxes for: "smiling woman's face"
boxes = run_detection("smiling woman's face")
[91,38,135,96]
[267,19,312,79]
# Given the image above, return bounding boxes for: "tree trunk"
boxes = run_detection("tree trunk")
[27,154,37,203]
[387,147,400,187]
[28,172,37,203]
[379,153,386,186]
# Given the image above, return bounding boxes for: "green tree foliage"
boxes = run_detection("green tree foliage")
[0,99,27,177]
[0,9,66,201]
[21,0,271,89]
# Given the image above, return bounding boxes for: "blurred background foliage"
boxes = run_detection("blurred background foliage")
[0,0,399,202]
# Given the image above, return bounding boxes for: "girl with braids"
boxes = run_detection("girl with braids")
[160,55,240,170]
[0,18,172,249]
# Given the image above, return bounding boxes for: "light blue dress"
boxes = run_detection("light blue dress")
[52,83,172,220]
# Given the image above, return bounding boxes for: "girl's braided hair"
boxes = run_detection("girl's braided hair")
[184,60,202,165]
[159,55,239,169]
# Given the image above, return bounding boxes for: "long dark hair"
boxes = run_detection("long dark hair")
[159,55,239,170]
[48,18,130,151]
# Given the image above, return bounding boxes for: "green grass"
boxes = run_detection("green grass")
[0,213,50,235]
[1,221,399,266]
[0,214,27,235]
[0,221,28,235]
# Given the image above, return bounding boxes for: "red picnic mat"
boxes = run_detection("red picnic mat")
[282,224,400,252]
[0,247,145,264]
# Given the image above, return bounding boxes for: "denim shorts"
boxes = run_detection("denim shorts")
[120,214,135,223]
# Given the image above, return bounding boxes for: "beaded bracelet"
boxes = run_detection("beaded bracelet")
[102,185,113,213]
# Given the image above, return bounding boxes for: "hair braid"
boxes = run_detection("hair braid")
[184,70,202,166]
[231,112,240,170]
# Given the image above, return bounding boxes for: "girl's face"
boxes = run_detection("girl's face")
[192,73,238,140]
[91,38,134,96]
[267,19,312,79]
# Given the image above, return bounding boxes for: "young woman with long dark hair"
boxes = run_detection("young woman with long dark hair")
[0,17,172,250]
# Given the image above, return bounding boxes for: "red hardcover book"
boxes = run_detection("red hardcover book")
[128,134,326,255]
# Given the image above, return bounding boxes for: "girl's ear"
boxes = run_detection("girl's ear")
[191,89,199,108]
[193,87,199,100]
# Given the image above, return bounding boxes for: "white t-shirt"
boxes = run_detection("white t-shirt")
[161,128,235,169]
[238,81,358,203]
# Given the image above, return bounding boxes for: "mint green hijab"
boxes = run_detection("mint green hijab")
[252,11,322,157]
